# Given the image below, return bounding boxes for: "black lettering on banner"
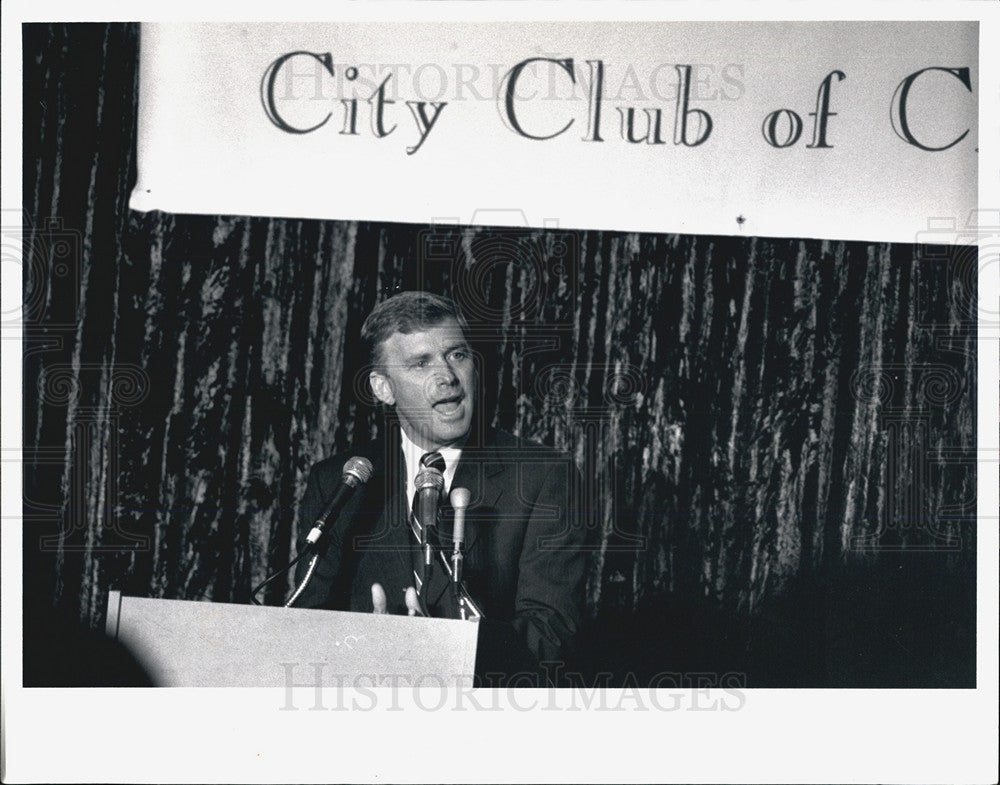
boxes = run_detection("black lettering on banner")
[673,64,713,146]
[762,108,803,148]
[808,70,846,148]
[582,59,605,142]
[500,57,576,140]
[617,107,666,144]
[260,51,334,134]
[891,66,972,151]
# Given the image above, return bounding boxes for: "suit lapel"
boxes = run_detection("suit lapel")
[451,443,505,556]
[351,427,414,610]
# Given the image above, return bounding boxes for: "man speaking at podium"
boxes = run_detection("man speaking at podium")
[292,291,589,683]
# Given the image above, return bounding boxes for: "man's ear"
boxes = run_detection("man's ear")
[368,371,395,406]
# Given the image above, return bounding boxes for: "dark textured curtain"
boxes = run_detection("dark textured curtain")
[22,23,976,686]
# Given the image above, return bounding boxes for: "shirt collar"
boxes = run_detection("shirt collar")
[399,427,462,498]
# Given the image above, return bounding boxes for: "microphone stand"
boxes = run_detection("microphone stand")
[414,467,444,617]
[448,487,482,620]
[275,456,373,608]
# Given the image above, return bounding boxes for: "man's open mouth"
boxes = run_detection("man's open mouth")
[432,394,464,415]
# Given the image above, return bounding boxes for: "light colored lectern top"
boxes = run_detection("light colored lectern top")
[106,591,478,688]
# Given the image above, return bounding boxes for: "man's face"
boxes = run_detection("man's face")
[368,318,476,451]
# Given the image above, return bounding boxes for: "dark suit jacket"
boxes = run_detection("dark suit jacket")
[293,426,589,672]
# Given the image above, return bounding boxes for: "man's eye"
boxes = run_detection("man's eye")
[450,350,467,361]
[414,360,428,368]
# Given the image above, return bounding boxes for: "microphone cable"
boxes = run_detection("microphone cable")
[250,548,314,606]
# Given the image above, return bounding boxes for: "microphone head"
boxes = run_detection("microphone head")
[450,487,471,509]
[414,466,444,492]
[342,456,374,486]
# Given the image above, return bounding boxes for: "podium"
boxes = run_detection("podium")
[105,591,479,687]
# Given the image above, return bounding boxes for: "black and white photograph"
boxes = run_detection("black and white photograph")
[2,3,997,783]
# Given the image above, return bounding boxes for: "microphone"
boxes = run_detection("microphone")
[304,456,374,547]
[414,465,444,571]
[449,487,470,592]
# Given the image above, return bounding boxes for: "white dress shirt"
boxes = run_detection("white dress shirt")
[399,427,462,508]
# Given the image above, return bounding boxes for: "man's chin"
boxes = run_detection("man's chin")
[398,406,473,450]
[429,411,472,446]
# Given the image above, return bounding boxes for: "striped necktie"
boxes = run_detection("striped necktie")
[410,451,446,593]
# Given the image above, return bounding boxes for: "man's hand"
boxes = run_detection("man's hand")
[404,586,422,616]
[370,582,423,616]
[371,582,387,614]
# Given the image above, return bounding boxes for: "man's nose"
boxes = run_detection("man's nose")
[434,358,459,384]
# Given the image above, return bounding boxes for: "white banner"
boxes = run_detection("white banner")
[130,21,978,243]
